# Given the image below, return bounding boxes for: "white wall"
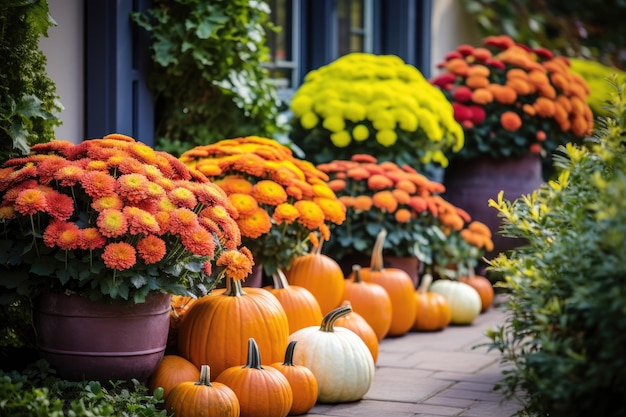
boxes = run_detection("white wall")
[430,0,481,77]
[38,0,84,143]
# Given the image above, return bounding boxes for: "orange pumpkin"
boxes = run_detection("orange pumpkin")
[334,300,379,363]
[412,274,452,332]
[269,341,319,415]
[178,277,290,378]
[148,355,200,399]
[285,240,345,314]
[351,230,417,337]
[343,264,393,340]
[459,266,494,312]
[263,269,323,334]
[165,364,240,417]
[216,338,293,417]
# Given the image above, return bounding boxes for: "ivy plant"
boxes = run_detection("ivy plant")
[484,77,626,417]
[0,0,62,163]
[132,0,284,156]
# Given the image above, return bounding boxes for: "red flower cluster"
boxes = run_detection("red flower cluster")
[431,35,594,161]
[0,134,252,302]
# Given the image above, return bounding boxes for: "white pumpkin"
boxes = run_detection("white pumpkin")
[288,304,375,403]
[429,279,481,325]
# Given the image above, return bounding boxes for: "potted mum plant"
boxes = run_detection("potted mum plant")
[430,35,595,257]
[0,133,253,382]
[179,136,346,283]
[317,154,473,285]
[288,52,465,176]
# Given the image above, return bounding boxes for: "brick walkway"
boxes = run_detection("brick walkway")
[303,299,523,417]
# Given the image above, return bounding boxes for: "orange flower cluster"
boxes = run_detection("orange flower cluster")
[179,136,346,276]
[0,134,253,303]
[431,35,594,161]
[317,154,491,261]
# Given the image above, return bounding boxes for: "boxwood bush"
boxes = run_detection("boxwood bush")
[486,77,626,417]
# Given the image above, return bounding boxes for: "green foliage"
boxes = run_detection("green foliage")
[569,58,626,117]
[485,77,626,416]
[0,360,168,416]
[0,0,62,163]
[463,0,626,68]
[131,0,284,156]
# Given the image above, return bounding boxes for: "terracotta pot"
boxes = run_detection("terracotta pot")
[35,291,171,382]
[443,153,544,259]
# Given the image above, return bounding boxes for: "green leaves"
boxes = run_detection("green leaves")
[486,79,626,417]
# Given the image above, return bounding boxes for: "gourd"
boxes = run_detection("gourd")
[351,230,417,337]
[459,265,494,312]
[342,264,392,340]
[167,295,196,350]
[269,340,319,416]
[411,274,452,332]
[216,338,293,417]
[178,276,290,377]
[288,304,375,403]
[148,355,200,400]
[263,269,323,334]
[429,279,481,325]
[333,300,379,363]
[284,240,345,314]
[165,364,240,417]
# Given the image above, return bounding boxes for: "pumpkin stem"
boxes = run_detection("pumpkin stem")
[467,263,476,279]
[271,269,290,290]
[369,229,387,272]
[244,338,264,370]
[312,236,325,256]
[282,340,297,366]
[319,304,352,333]
[418,274,433,295]
[196,365,213,386]
[224,276,247,297]
[352,264,363,283]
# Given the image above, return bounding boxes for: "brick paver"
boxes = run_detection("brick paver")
[302,299,523,417]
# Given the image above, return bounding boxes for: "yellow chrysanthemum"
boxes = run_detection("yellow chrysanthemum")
[300,112,319,129]
[330,131,352,147]
[375,129,398,147]
[352,124,370,142]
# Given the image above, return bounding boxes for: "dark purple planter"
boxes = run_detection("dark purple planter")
[443,153,544,259]
[35,291,171,382]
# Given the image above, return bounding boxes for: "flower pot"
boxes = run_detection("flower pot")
[35,291,171,382]
[443,153,544,259]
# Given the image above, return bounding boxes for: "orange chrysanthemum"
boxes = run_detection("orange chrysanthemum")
[14,188,47,215]
[102,242,137,271]
[45,191,74,221]
[251,180,288,206]
[352,195,373,211]
[118,173,150,203]
[394,208,412,223]
[294,200,325,230]
[217,249,254,281]
[79,227,106,250]
[237,208,272,238]
[96,209,129,238]
[315,197,346,224]
[372,190,398,213]
[228,193,258,216]
[272,202,300,224]
[181,226,217,257]
[169,187,198,210]
[500,111,522,131]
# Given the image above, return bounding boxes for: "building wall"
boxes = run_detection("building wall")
[38,0,84,143]
[430,0,481,76]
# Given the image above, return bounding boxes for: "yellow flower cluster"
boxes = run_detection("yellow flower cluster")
[180,136,346,276]
[289,53,465,169]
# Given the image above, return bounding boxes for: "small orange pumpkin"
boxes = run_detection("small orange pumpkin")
[333,300,379,363]
[412,274,452,332]
[264,269,323,334]
[167,295,197,351]
[165,364,240,417]
[269,340,319,415]
[459,265,494,312]
[148,355,200,399]
[351,230,417,337]
[343,264,393,340]
[285,240,345,314]
[178,277,290,378]
[216,338,294,417]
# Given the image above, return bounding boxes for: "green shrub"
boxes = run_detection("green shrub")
[485,76,626,416]
[132,0,284,156]
[0,361,167,416]
[0,0,61,163]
